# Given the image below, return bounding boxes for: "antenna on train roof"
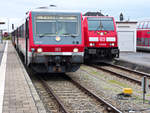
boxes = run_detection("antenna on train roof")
[49,5,56,7]
[37,6,48,9]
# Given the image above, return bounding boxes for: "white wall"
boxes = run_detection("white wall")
[116,22,137,52]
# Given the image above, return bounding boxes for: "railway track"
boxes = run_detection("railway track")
[90,63,150,87]
[38,74,122,113]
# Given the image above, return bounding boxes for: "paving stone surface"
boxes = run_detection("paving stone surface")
[2,41,47,113]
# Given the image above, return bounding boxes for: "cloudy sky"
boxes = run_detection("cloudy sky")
[0,0,150,32]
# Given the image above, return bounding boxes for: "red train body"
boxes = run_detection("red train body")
[83,16,119,62]
[137,21,150,51]
[12,9,84,73]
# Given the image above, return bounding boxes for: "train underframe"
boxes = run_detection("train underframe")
[29,54,84,73]
[84,47,119,63]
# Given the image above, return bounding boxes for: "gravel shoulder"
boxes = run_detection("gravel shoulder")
[67,65,150,113]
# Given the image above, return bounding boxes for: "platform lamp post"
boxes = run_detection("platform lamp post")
[0,22,5,43]
[0,29,6,44]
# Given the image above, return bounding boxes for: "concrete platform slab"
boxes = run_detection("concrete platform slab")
[1,41,46,113]
[0,42,6,65]
[119,52,150,67]
[114,52,150,73]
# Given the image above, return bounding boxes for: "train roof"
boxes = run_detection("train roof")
[29,9,81,14]
[83,16,114,18]
[84,12,104,16]
[138,20,150,23]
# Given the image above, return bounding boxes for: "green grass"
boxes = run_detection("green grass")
[2,36,11,40]
[91,70,99,75]
[108,80,130,88]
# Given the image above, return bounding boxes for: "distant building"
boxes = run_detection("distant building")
[116,21,137,52]
[119,13,124,21]
[84,12,104,16]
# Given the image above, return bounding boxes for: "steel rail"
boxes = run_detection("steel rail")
[91,65,142,86]
[39,77,70,113]
[66,75,122,113]
[105,62,150,78]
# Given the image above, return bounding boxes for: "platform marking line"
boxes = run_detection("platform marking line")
[0,41,8,113]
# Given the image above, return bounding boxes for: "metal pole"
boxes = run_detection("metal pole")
[0,30,3,44]
[142,76,147,104]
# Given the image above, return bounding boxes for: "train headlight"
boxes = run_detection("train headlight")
[90,43,93,46]
[73,48,78,52]
[56,36,61,42]
[37,48,43,53]
[100,32,104,36]
[112,43,115,46]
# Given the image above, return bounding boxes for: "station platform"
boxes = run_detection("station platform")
[114,51,150,73]
[0,41,46,113]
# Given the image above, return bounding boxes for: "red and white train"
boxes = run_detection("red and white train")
[137,20,150,51]
[83,16,119,62]
[12,9,84,73]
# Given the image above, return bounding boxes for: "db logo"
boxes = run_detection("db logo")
[100,37,105,42]
[55,48,61,51]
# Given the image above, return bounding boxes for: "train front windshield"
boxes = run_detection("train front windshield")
[36,16,78,36]
[87,17,114,31]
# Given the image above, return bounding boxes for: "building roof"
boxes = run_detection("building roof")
[0,22,5,24]
[84,12,104,16]
[31,8,81,13]
[116,21,137,24]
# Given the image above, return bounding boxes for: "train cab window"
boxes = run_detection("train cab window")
[143,22,148,29]
[87,17,114,31]
[35,15,78,36]
[145,38,149,46]
[57,16,78,35]
[36,16,56,35]
[139,22,144,29]
[147,22,150,29]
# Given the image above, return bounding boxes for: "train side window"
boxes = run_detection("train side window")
[25,19,29,39]
[148,39,150,45]
[149,38,150,45]
[20,26,22,37]
[19,27,21,37]
[141,38,145,45]
[143,22,148,29]
[139,22,144,29]
[137,38,141,45]
[145,38,149,46]
[148,22,150,29]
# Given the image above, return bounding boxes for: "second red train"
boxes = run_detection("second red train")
[83,16,119,63]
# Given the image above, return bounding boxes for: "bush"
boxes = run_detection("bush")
[2,36,11,40]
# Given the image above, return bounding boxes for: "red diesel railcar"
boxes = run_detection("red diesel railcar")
[137,21,150,51]
[12,9,84,73]
[83,16,119,62]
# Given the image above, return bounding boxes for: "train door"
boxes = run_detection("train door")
[16,28,19,49]
[25,18,29,65]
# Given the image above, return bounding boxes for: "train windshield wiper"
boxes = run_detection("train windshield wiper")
[39,33,54,38]
[62,33,76,37]
[95,21,104,31]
